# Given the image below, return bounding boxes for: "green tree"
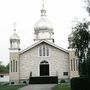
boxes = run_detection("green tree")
[5,63,9,73]
[0,65,6,73]
[71,20,90,77]
[0,61,9,73]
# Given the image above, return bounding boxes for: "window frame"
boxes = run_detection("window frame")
[63,72,68,76]
[39,45,50,57]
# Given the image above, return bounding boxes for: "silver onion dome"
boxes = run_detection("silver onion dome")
[10,30,20,40]
[34,17,53,31]
[34,8,53,31]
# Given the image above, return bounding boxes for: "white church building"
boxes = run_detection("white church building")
[9,1,79,84]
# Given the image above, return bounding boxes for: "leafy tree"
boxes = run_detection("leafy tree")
[0,65,6,73]
[0,61,9,73]
[5,63,9,73]
[71,19,90,77]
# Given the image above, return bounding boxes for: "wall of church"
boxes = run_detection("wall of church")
[9,52,20,84]
[69,50,79,78]
[19,43,70,82]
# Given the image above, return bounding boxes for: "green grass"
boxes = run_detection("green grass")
[53,83,71,90]
[0,85,25,90]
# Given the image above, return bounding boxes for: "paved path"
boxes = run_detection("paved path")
[18,84,56,90]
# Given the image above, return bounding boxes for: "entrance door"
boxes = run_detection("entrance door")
[40,61,49,76]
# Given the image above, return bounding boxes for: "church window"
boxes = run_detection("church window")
[63,72,68,76]
[13,60,15,72]
[46,47,49,56]
[39,46,49,56]
[73,58,75,71]
[39,47,42,56]
[76,59,78,71]
[71,60,73,71]
[16,61,17,72]
[43,46,45,56]
[11,61,12,72]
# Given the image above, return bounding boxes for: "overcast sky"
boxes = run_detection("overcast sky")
[0,0,89,65]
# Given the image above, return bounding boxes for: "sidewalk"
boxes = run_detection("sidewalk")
[18,84,56,90]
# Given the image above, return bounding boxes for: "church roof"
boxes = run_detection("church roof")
[20,40,69,54]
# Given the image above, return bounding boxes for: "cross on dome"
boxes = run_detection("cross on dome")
[41,0,46,17]
[14,22,16,32]
[42,0,45,9]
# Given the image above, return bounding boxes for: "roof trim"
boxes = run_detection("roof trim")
[20,40,69,54]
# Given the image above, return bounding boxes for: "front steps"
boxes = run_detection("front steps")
[29,76,58,84]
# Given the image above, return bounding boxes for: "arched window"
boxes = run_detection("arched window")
[43,46,45,56]
[16,61,17,72]
[40,60,48,64]
[11,61,12,72]
[39,46,49,56]
[71,59,73,71]
[46,47,49,56]
[39,47,42,56]
[76,59,78,71]
[13,60,15,72]
[73,58,75,71]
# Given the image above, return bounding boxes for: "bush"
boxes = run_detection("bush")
[60,79,66,83]
[11,82,14,84]
[23,81,27,84]
[70,77,90,90]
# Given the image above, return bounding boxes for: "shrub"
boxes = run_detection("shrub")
[60,79,65,83]
[11,82,14,84]
[23,81,27,84]
[70,77,90,90]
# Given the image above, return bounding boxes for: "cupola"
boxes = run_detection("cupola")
[9,23,20,50]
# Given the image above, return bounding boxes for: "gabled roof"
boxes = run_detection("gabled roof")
[20,40,69,54]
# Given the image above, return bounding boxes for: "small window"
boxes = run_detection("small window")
[63,72,68,76]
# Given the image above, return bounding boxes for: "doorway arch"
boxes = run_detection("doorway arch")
[40,61,49,76]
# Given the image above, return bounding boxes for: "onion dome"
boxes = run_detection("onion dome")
[34,0,54,43]
[34,8,53,31]
[34,17,53,31]
[9,29,20,50]
[10,30,20,40]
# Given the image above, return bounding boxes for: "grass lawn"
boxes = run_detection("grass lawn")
[53,83,71,90]
[0,85,25,90]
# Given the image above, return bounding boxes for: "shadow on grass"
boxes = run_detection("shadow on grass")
[52,83,71,90]
[0,85,25,90]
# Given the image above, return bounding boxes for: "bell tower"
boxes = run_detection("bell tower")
[9,23,20,84]
[10,23,20,50]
